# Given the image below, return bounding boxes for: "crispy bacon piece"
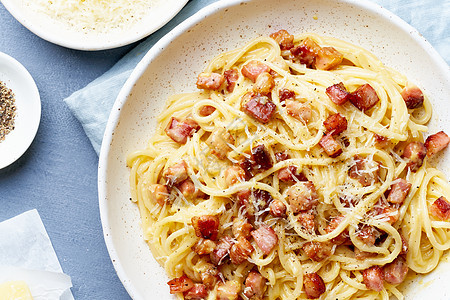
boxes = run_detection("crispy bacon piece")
[324,113,347,135]
[287,181,319,213]
[275,150,290,162]
[297,211,316,234]
[253,72,275,95]
[269,199,287,218]
[241,61,271,82]
[211,235,234,265]
[224,165,246,187]
[167,275,194,294]
[315,46,343,70]
[192,238,216,255]
[165,117,200,144]
[251,144,273,171]
[199,105,216,117]
[279,88,296,102]
[401,84,424,109]
[242,93,277,123]
[430,196,450,220]
[184,284,208,300]
[251,225,278,255]
[230,236,254,264]
[236,189,254,216]
[285,100,312,124]
[326,82,350,105]
[217,280,241,300]
[362,266,384,292]
[325,215,349,245]
[425,131,450,157]
[387,179,411,204]
[319,133,343,158]
[402,141,427,172]
[206,127,235,160]
[372,203,400,225]
[348,155,380,187]
[164,160,189,186]
[383,256,408,285]
[400,234,409,255]
[232,218,253,239]
[349,84,379,111]
[197,263,219,289]
[374,133,389,148]
[224,69,239,93]
[244,271,267,300]
[196,72,225,90]
[179,179,196,199]
[278,165,307,183]
[290,38,321,68]
[302,241,334,261]
[192,215,220,240]
[148,184,169,206]
[356,225,381,245]
[303,273,326,299]
[236,189,272,217]
[270,29,295,50]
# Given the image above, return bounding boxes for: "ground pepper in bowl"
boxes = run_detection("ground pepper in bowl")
[0,81,16,142]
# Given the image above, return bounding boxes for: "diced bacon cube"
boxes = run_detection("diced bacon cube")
[319,133,342,158]
[430,196,450,220]
[303,273,326,299]
[326,82,350,105]
[425,131,450,157]
[206,127,235,160]
[349,84,379,111]
[165,117,200,144]
[269,199,287,218]
[287,181,319,213]
[387,179,411,204]
[372,204,400,225]
[244,271,267,299]
[217,280,241,300]
[323,113,347,135]
[192,238,217,255]
[230,236,254,264]
[401,84,424,109]
[348,155,380,187]
[374,133,389,148]
[210,235,234,265]
[184,284,208,300]
[196,263,219,289]
[241,60,271,82]
[402,141,427,172]
[167,275,194,294]
[224,69,239,93]
[315,46,343,70]
[356,225,381,245]
[164,160,189,186]
[196,72,225,90]
[224,165,246,187]
[275,150,290,162]
[277,165,307,183]
[253,72,275,95]
[179,179,196,199]
[383,256,408,285]
[400,234,409,255]
[362,266,384,292]
[290,38,321,68]
[270,29,295,50]
[192,215,220,241]
[302,241,334,261]
[297,211,316,234]
[279,88,296,102]
[242,93,277,123]
[251,144,273,171]
[285,100,312,124]
[325,215,349,245]
[251,225,278,255]
[232,218,253,239]
[199,105,216,116]
[148,184,169,206]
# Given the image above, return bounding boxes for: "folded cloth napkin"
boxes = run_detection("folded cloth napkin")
[64,0,450,155]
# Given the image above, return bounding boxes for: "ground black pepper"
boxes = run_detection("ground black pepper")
[0,81,16,142]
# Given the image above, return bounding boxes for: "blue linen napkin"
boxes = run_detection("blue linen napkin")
[64,0,450,155]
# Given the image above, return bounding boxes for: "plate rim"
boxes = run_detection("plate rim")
[98,0,450,298]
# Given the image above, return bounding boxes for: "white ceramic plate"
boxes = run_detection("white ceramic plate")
[1,0,189,51]
[98,0,450,299]
[0,52,40,170]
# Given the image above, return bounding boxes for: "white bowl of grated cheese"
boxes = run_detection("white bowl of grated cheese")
[1,0,189,51]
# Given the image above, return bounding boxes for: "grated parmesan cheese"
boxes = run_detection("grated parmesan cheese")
[27,0,159,34]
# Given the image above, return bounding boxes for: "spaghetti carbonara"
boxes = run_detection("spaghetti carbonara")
[127,30,450,300]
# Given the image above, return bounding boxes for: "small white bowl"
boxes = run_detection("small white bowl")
[0,52,41,169]
[1,0,189,51]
